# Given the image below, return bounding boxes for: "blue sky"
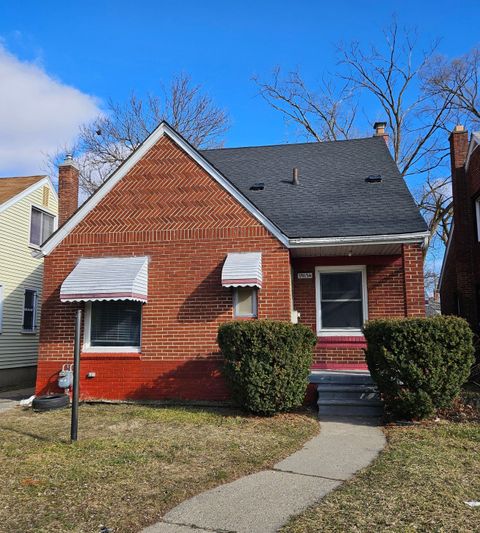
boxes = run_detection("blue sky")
[1,0,479,155]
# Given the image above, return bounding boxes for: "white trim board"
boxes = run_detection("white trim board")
[288,232,428,248]
[40,121,428,256]
[0,176,57,215]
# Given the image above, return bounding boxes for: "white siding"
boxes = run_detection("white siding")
[0,183,58,369]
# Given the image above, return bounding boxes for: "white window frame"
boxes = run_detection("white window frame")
[315,265,368,336]
[476,199,480,242]
[29,205,57,249]
[233,287,258,318]
[83,301,142,353]
[22,288,38,334]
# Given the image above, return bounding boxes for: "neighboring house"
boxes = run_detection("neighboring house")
[425,296,441,317]
[35,122,427,401]
[0,176,58,389]
[440,126,480,335]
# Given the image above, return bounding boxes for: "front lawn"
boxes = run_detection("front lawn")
[0,403,318,533]
[282,420,480,532]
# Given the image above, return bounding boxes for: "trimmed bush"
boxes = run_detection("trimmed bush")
[217,320,316,416]
[364,316,475,419]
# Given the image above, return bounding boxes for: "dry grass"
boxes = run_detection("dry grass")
[282,420,480,533]
[0,403,318,533]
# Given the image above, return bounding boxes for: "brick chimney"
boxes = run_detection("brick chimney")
[58,154,79,226]
[450,125,469,235]
[449,124,477,327]
[373,121,389,145]
[449,124,469,171]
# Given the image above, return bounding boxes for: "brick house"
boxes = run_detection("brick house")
[440,125,480,337]
[35,121,427,401]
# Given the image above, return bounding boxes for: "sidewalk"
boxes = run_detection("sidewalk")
[143,417,386,533]
[0,387,34,414]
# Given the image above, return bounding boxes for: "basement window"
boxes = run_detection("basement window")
[30,207,55,246]
[315,266,368,336]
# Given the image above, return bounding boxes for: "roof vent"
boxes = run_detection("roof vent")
[365,175,382,183]
[292,167,299,185]
[250,182,265,191]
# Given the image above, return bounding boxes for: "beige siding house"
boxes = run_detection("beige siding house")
[0,176,58,388]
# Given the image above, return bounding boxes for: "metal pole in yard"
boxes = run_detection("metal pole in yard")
[70,308,82,443]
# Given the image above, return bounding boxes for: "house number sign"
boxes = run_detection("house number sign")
[297,273,313,279]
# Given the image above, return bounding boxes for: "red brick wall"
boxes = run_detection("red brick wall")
[292,247,424,367]
[441,129,480,333]
[37,132,426,400]
[37,135,292,400]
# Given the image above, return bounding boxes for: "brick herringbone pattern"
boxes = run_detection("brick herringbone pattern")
[71,136,258,238]
[37,133,293,401]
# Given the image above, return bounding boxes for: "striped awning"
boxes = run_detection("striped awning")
[60,256,148,303]
[221,252,262,288]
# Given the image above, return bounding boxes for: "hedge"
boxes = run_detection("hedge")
[364,316,475,419]
[217,320,316,415]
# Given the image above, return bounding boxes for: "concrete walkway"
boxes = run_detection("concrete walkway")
[143,417,386,533]
[0,388,34,414]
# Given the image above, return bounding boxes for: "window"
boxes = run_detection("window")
[85,301,142,350]
[22,289,38,332]
[233,287,257,318]
[30,207,55,246]
[316,266,367,335]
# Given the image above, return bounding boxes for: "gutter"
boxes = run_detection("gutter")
[288,231,429,248]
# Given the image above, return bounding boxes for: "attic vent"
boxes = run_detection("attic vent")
[365,175,382,183]
[250,182,265,191]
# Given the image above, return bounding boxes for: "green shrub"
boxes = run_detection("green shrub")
[217,320,316,416]
[364,316,475,420]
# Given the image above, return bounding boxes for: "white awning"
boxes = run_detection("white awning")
[60,256,148,302]
[221,252,262,288]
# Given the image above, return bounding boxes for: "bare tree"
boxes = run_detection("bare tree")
[424,47,480,127]
[338,22,455,178]
[255,21,459,255]
[254,68,358,142]
[50,73,229,195]
[418,175,452,252]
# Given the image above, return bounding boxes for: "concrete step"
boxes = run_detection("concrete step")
[314,371,383,418]
[319,390,381,401]
[318,398,383,408]
[316,384,378,392]
[310,371,374,385]
[318,403,383,417]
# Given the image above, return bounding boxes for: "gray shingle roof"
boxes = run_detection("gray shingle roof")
[201,136,427,239]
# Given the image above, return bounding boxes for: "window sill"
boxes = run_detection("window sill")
[81,351,141,360]
[317,330,364,337]
[82,346,141,353]
[21,330,37,335]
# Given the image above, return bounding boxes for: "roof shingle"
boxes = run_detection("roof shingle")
[201,137,427,239]
[0,175,46,206]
